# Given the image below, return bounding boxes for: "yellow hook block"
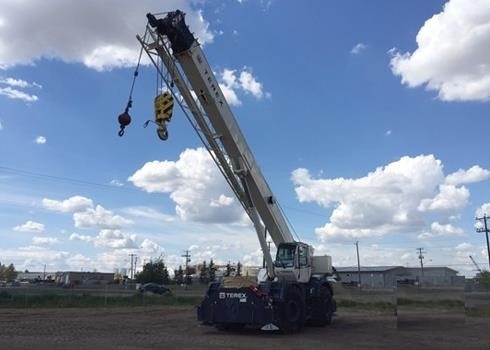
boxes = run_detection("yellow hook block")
[154,91,174,124]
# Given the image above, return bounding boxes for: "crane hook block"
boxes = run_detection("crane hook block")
[154,92,174,123]
[153,91,174,141]
[118,111,132,137]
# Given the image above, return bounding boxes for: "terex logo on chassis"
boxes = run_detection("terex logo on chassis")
[219,292,247,300]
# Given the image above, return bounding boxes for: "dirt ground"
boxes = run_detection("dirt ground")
[0,306,488,350]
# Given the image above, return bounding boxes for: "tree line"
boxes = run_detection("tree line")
[0,262,18,282]
[135,258,243,285]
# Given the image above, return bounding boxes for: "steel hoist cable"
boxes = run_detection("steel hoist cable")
[117,34,146,137]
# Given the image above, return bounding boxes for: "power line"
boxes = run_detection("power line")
[0,165,141,193]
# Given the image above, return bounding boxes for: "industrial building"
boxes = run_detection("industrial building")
[335,266,461,289]
[54,271,115,287]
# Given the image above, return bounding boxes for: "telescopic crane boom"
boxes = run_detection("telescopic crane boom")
[141,10,299,280]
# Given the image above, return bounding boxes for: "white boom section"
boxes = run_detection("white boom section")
[139,11,295,278]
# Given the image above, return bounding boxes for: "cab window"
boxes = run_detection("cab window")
[298,245,308,267]
[275,245,295,268]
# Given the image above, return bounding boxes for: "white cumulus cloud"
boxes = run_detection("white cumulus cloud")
[476,203,490,217]
[74,205,133,230]
[218,67,269,106]
[292,155,484,242]
[93,229,138,249]
[0,77,41,102]
[239,70,264,98]
[389,0,490,101]
[45,196,132,230]
[35,136,47,144]
[13,220,45,233]
[0,86,38,102]
[43,196,94,213]
[140,238,164,255]
[431,221,464,236]
[69,233,93,242]
[32,236,60,245]
[70,229,138,250]
[0,0,214,71]
[0,77,42,102]
[418,184,469,213]
[110,179,124,187]
[456,242,473,251]
[351,43,367,55]
[0,77,29,88]
[445,165,490,185]
[128,147,245,223]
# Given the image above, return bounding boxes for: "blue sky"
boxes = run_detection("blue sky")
[1,0,489,277]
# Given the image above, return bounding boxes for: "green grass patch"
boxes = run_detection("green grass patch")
[0,291,202,309]
[337,298,396,311]
[466,307,490,317]
[397,297,464,309]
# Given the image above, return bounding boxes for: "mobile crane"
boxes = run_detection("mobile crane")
[469,255,482,273]
[128,10,336,333]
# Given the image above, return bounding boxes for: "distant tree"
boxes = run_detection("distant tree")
[225,262,232,277]
[0,263,18,281]
[185,266,193,285]
[236,261,242,277]
[135,259,169,285]
[199,261,209,284]
[174,265,184,285]
[477,270,490,289]
[208,259,216,282]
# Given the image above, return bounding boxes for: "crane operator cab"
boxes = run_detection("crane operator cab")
[274,242,312,283]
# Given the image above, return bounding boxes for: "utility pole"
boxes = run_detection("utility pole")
[181,250,191,288]
[417,248,425,277]
[128,253,137,280]
[475,214,490,270]
[355,241,361,290]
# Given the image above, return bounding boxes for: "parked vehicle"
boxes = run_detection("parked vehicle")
[138,283,171,295]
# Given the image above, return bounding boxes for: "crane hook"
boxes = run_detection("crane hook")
[117,42,143,137]
[143,119,169,141]
[117,102,132,137]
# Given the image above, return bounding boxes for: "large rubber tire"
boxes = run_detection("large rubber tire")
[310,285,334,326]
[279,287,305,333]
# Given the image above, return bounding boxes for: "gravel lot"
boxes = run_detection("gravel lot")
[0,306,488,350]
